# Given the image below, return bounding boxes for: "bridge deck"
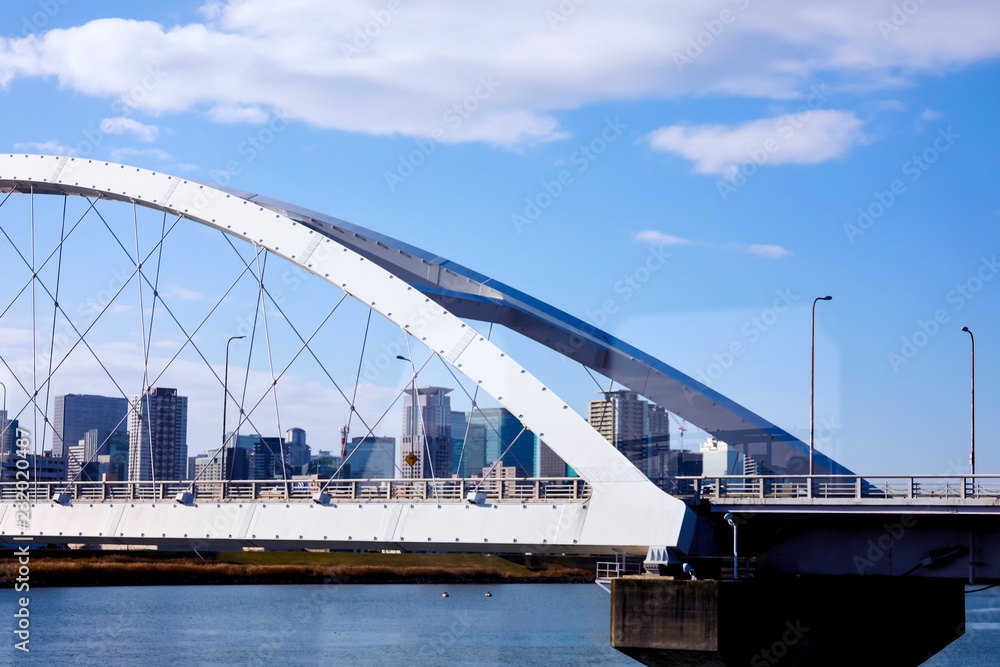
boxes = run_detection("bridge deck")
[678,474,1000,513]
[0,477,591,504]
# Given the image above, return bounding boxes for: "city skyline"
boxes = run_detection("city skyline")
[0,2,998,476]
[30,380,695,484]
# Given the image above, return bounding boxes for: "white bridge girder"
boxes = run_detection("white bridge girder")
[0,154,695,555]
[1,496,608,555]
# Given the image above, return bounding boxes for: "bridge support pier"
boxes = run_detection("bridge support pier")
[611,575,964,666]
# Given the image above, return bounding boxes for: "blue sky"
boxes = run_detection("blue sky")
[1,0,999,474]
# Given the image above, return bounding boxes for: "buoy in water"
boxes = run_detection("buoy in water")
[485,592,492,597]
[442,592,449,598]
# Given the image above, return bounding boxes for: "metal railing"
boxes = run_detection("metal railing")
[672,474,1000,501]
[0,477,591,503]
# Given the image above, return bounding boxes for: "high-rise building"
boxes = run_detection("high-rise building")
[534,440,566,477]
[453,415,486,478]
[468,407,537,479]
[0,452,66,482]
[700,437,742,477]
[67,441,87,483]
[193,446,248,481]
[0,411,19,457]
[246,436,285,479]
[450,410,467,476]
[304,450,348,478]
[68,428,130,481]
[346,436,396,479]
[284,428,311,469]
[588,390,670,485]
[480,462,517,493]
[128,387,188,481]
[401,387,452,479]
[52,394,128,459]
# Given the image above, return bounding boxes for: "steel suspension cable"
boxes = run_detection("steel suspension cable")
[30,186,37,495]
[254,252,289,498]
[404,334,439,501]
[222,295,347,468]
[344,309,373,445]
[321,350,434,493]
[39,196,67,463]
[218,237,393,468]
[436,355,533,478]
[196,295,347,491]
[474,427,528,495]
[133,202,157,487]
[455,322,492,477]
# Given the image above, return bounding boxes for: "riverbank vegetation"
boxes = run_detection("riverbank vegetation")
[0,549,599,587]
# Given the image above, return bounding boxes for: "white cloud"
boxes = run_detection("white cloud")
[110,147,173,163]
[99,116,159,142]
[163,285,203,301]
[0,1,997,146]
[874,99,906,113]
[208,104,270,124]
[635,231,694,246]
[13,140,74,155]
[646,110,867,177]
[636,232,791,258]
[747,244,792,258]
[920,108,944,121]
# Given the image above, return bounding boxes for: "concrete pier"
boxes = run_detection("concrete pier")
[611,575,965,666]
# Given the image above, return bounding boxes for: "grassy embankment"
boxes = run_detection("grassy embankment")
[0,549,598,587]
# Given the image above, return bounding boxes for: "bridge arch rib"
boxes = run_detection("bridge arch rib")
[1,153,706,554]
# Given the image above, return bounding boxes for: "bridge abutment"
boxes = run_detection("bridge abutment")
[611,575,964,666]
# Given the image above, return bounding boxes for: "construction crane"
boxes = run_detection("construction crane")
[669,413,687,451]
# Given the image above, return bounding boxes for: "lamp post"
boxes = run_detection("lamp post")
[223,336,245,480]
[962,327,975,475]
[724,512,738,579]
[810,296,832,476]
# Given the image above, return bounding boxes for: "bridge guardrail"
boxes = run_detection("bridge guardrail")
[0,477,592,503]
[669,474,1000,501]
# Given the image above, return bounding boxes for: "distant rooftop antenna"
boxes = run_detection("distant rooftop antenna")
[339,424,349,458]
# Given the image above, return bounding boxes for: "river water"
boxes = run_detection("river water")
[2,584,998,665]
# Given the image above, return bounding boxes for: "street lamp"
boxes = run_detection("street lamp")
[810,296,832,476]
[223,335,246,480]
[962,327,975,475]
[724,512,738,580]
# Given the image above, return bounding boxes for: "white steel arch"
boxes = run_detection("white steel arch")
[0,154,694,554]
